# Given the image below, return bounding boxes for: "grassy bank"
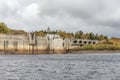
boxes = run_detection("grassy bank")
[73,44,120,50]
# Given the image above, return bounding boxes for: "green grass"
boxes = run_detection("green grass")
[73,44,120,50]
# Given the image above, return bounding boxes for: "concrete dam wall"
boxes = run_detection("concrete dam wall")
[0,33,71,54]
[0,33,99,54]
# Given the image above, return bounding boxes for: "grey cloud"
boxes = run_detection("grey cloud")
[0,0,120,37]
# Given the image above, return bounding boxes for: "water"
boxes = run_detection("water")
[0,53,120,80]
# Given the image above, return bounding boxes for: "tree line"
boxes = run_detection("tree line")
[35,30,74,38]
[0,22,108,41]
[75,31,108,41]
[35,30,108,41]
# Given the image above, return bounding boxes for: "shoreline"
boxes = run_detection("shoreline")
[0,50,120,54]
[71,50,120,54]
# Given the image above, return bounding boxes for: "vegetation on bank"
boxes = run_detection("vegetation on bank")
[73,44,120,50]
[0,22,11,34]
[0,22,27,35]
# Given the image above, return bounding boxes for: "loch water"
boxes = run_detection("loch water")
[0,53,120,80]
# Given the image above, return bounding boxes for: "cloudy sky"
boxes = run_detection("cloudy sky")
[0,0,120,37]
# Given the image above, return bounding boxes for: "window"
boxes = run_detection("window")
[73,40,77,43]
[84,41,87,44]
[89,42,91,44]
[93,42,96,44]
[79,41,82,43]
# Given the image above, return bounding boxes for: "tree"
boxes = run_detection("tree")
[98,35,104,41]
[89,32,95,40]
[74,30,108,41]
[0,22,11,34]
[35,31,46,37]
[75,30,83,39]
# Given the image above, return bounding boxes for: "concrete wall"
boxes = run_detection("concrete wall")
[0,34,99,54]
[71,39,99,46]
[0,34,69,54]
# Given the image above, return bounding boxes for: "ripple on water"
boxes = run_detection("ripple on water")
[0,54,120,80]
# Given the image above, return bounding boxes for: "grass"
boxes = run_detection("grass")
[73,44,120,50]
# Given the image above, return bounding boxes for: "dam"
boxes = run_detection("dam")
[0,33,98,54]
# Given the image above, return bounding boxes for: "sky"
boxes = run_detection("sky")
[0,0,120,37]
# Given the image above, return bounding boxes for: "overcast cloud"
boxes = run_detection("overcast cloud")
[0,0,120,37]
